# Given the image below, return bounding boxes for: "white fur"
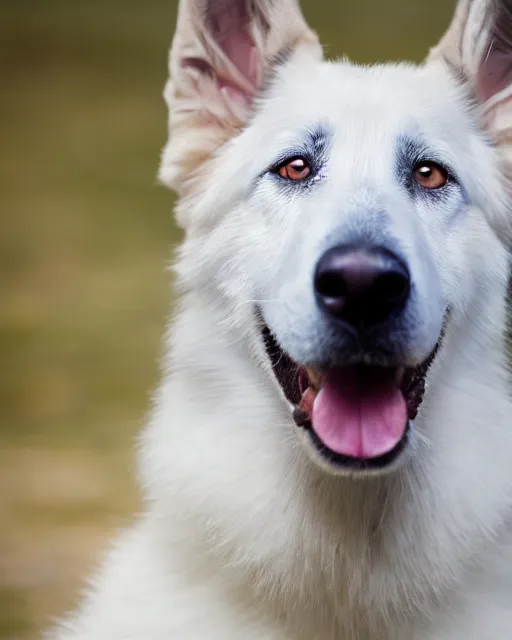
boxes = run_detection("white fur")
[52,1,512,638]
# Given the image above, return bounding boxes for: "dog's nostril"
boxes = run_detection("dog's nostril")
[314,245,410,328]
[315,271,349,299]
[374,271,410,305]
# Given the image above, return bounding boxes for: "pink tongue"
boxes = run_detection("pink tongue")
[311,368,407,459]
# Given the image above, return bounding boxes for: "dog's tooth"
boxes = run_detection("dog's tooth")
[298,387,317,419]
[306,368,323,391]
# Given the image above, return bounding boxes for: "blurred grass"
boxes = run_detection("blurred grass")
[0,1,454,638]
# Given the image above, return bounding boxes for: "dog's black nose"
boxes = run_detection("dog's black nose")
[314,245,410,328]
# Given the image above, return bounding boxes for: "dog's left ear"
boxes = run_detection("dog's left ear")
[160,0,321,197]
[428,0,512,126]
[428,0,512,229]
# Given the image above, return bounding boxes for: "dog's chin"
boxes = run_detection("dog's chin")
[261,324,444,476]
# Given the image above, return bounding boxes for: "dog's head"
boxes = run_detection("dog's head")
[161,0,512,475]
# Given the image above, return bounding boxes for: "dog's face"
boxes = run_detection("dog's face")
[162,0,512,475]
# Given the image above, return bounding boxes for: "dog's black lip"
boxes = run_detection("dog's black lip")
[261,324,303,406]
[260,311,449,467]
[306,421,410,470]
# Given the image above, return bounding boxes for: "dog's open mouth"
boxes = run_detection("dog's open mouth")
[262,326,443,470]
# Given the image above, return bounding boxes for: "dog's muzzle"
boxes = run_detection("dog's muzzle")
[260,243,446,473]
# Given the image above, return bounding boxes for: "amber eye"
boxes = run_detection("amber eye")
[413,161,449,189]
[277,157,311,181]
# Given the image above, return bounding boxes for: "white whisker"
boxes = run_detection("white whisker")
[239,299,283,304]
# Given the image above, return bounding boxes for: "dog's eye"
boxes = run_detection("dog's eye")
[413,162,449,190]
[276,157,311,182]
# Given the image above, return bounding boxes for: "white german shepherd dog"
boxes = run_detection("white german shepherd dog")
[54,0,512,638]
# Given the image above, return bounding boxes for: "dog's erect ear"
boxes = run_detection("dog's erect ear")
[428,1,512,171]
[159,0,321,196]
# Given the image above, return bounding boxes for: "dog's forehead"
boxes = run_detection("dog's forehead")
[255,58,467,148]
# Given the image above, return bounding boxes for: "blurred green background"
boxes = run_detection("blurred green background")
[1,1,455,637]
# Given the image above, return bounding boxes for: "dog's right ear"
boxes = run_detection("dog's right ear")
[159,0,321,197]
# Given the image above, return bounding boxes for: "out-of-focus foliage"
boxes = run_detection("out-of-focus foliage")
[0,1,454,637]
